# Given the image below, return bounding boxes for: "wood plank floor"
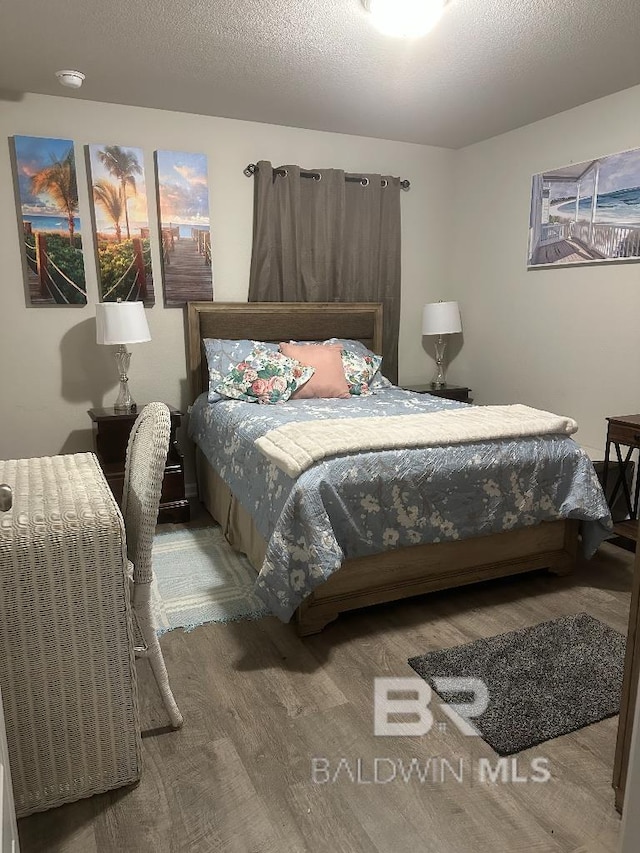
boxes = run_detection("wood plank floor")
[18,523,632,853]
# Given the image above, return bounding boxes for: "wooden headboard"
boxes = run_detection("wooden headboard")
[185,302,384,402]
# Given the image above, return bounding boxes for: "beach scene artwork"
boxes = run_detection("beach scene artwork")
[87,144,155,303]
[155,150,213,306]
[10,135,87,305]
[528,147,640,268]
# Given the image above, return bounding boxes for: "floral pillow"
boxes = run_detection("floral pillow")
[327,339,392,391]
[214,347,314,404]
[341,349,383,396]
[203,339,279,403]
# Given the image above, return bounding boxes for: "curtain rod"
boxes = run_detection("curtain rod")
[243,163,410,190]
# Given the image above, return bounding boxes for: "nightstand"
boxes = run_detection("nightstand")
[88,405,190,524]
[602,413,640,545]
[402,384,472,403]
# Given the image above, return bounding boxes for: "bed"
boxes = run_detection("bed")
[185,301,611,635]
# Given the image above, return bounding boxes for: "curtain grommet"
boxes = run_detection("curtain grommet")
[360,177,369,187]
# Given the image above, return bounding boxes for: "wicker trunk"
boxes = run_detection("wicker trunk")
[0,453,141,816]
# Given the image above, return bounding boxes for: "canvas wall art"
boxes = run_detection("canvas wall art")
[155,150,213,307]
[10,135,87,305]
[87,144,155,303]
[528,147,640,268]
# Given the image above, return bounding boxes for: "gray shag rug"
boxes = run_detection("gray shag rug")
[408,612,625,755]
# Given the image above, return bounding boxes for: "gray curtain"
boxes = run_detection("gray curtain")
[248,161,402,383]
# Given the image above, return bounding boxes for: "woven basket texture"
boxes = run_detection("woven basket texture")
[123,403,183,729]
[0,452,141,816]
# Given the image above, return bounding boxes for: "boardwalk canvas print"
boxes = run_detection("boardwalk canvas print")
[528,147,640,268]
[10,135,87,305]
[87,144,155,304]
[155,150,213,306]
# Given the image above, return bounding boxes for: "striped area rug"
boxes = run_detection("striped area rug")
[150,525,270,633]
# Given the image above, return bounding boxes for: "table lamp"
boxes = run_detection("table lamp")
[96,301,151,413]
[422,301,462,388]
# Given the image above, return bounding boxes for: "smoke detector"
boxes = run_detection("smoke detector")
[55,70,86,89]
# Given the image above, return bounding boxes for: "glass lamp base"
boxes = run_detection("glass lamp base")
[113,346,137,413]
[431,335,448,389]
[113,379,136,413]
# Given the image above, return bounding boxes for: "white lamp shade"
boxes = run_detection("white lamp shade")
[96,302,151,345]
[422,301,462,335]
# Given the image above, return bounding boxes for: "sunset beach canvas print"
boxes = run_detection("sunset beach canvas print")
[11,135,87,305]
[528,147,640,268]
[155,150,213,306]
[87,144,155,303]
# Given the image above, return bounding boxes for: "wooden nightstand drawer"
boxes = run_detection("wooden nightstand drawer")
[88,405,190,524]
[94,419,135,464]
[608,421,640,448]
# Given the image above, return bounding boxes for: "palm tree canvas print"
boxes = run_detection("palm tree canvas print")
[528,147,640,268]
[10,135,87,305]
[87,144,155,304]
[155,150,213,306]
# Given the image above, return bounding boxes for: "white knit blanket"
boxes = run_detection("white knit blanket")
[254,404,578,478]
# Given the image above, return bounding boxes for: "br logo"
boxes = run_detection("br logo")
[374,677,489,736]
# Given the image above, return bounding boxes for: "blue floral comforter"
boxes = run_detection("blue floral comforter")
[189,389,612,622]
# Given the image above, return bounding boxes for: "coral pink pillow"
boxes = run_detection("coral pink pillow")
[279,342,350,399]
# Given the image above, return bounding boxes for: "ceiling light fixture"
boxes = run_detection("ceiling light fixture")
[362,0,446,38]
[55,70,85,89]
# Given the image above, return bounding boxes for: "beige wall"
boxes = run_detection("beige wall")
[3,85,638,467]
[448,84,640,457]
[0,93,454,465]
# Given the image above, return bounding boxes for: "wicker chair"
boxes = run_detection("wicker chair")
[123,402,184,729]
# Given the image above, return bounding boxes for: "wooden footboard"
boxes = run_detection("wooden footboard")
[295,520,579,635]
[197,448,578,636]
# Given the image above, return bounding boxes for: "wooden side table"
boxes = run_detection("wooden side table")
[602,413,640,545]
[401,383,472,403]
[88,404,190,524]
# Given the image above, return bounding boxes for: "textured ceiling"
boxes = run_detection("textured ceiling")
[1,0,639,148]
